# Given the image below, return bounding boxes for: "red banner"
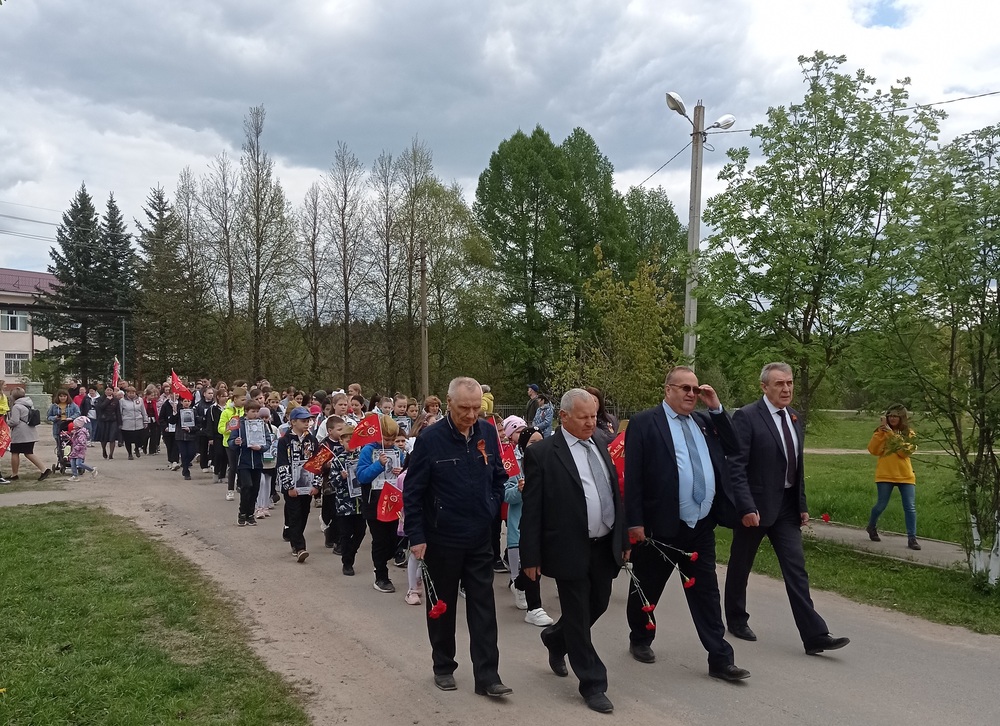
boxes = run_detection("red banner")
[500,442,520,477]
[171,370,193,401]
[608,431,626,497]
[111,356,120,389]
[0,418,11,458]
[349,413,382,451]
[303,446,334,474]
[376,481,404,522]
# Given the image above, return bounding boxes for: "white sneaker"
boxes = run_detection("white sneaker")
[225,491,235,501]
[525,608,554,627]
[202,467,211,473]
[69,475,79,481]
[90,468,98,478]
[404,589,422,606]
[510,581,528,610]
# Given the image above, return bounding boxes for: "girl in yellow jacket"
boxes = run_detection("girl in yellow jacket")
[866,404,920,550]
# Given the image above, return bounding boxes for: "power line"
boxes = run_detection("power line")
[0,212,60,226]
[0,199,63,214]
[637,141,691,187]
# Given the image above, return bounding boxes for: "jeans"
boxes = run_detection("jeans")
[70,457,95,476]
[869,482,917,537]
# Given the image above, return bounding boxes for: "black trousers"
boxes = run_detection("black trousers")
[197,435,211,470]
[284,493,312,551]
[237,469,262,520]
[212,435,227,479]
[178,439,196,476]
[122,429,144,456]
[145,422,160,454]
[422,537,501,687]
[491,510,503,563]
[626,517,734,669]
[367,517,398,581]
[226,445,239,490]
[725,487,828,642]
[338,514,367,566]
[322,492,341,542]
[544,536,617,698]
[513,567,543,611]
[161,432,178,464]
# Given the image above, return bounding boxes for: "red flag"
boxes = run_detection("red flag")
[0,418,11,458]
[349,413,382,450]
[171,370,193,401]
[111,356,120,389]
[485,416,520,477]
[608,431,626,498]
[303,446,334,474]
[376,481,404,522]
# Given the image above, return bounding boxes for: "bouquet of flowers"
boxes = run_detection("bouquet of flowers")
[418,559,448,619]
[882,429,917,456]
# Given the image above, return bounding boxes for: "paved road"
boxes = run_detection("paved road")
[2,457,997,726]
[806,520,967,569]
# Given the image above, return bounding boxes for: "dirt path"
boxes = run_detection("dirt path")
[3,454,998,726]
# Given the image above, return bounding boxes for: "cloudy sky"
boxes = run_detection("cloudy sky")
[1,0,997,272]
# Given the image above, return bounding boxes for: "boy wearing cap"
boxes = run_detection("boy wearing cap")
[277,406,321,562]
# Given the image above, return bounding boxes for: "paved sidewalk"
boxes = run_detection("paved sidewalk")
[805,520,966,569]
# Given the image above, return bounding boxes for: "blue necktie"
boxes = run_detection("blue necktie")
[679,415,706,505]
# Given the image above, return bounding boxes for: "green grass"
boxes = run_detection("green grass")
[0,503,309,726]
[804,413,877,450]
[715,529,1000,635]
[0,475,64,495]
[804,453,965,542]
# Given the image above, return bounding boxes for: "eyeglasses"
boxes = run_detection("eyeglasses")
[668,383,703,395]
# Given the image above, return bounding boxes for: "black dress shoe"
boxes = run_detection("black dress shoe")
[540,628,568,676]
[585,693,614,713]
[342,565,355,576]
[475,682,512,697]
[709,664,751,681]
[434,674,457,691]
[804,634,851,655]
[629,643,656,663]
[728,623,757,641]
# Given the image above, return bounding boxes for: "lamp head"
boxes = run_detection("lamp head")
[709,114,737,130]
[665,91,687,117]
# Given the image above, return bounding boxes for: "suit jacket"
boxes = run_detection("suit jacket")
[728,398,807,527]
[623,405,740,538]
[520,429,629,580]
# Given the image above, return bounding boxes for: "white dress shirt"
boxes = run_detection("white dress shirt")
[561,427,612,538]
[762,396,798,488]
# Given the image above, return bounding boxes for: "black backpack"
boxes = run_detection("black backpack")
[26,406,41,427]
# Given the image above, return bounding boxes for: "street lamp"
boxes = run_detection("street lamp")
[666,91,735,367]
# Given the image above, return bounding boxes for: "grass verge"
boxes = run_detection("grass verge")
[804,453,965,543]
[0,476,65,495]
[0,503,309,725]
[715,528,1000,635]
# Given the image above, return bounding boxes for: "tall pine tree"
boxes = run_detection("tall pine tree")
[100,193,139,377]
[33,184,125,386]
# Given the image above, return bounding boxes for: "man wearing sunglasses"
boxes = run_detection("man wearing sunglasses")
[623,366,749,682]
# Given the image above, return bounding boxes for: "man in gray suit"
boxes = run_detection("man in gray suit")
[725,362,850,655]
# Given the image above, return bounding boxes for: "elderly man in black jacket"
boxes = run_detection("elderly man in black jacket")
[404,377,512,698]
[520,388,630,714]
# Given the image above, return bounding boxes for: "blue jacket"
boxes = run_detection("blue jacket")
[357,442,405,518]
[47,402,80,440]
[533,403,553,435]
[236,418,273,470]
[403,416,507,548]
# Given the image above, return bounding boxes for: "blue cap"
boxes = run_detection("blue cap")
[528,384,539,393]
[288,406,313,420]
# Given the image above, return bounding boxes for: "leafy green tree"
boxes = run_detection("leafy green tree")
[622,185,686,289]
[33,184,127,386]
[877,126,1000,585]
[474,125,567,384]
[702,51,941,421]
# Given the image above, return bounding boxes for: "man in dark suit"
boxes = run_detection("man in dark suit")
[521,388,630,714]
[725,362,850,655]
[624,366,750,682]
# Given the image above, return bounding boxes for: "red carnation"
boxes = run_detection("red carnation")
[629,532,640,545]
[641,604,655,613]
[429,601,448,619]
[689,551,699,562]
[645,622,656,631]
[683,577,696,589]
[821,513,831,523]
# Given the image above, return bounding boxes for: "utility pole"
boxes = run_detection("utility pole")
[420,235,429,399]
[683,101,706,365]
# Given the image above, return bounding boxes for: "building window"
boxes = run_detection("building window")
[1,309,29,332]
[4,353,29,376]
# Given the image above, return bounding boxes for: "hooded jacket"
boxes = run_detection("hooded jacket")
[8,396,39,444]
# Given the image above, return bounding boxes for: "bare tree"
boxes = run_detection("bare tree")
[201,151,242,320]
[368,149,407,391]
[325,141,370,386]
[291,182,335,385]
[238,105,293,379]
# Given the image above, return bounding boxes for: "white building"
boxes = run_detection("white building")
[0,267,56,379]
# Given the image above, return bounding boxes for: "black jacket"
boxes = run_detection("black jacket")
[403,416,506,549]
[623,404,740,538]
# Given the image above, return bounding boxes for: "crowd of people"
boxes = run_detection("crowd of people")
[1,366,927,714]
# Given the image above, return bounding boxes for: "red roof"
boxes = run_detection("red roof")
[0,267,57,296]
